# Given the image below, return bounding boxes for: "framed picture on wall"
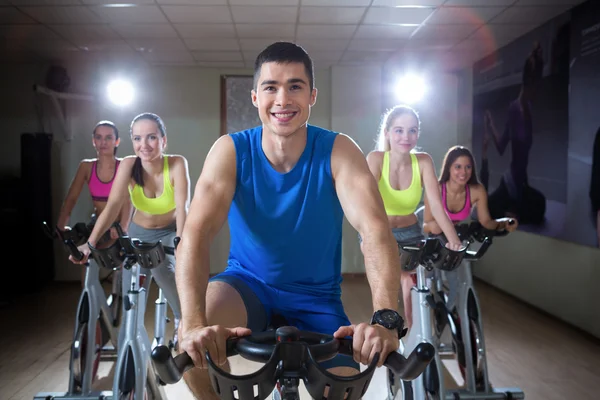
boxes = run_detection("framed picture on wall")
[220,75,261,136]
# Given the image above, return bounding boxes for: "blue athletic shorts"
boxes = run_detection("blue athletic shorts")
[209,268,359,370]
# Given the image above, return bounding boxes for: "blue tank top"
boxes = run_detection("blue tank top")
[227,125,343,297]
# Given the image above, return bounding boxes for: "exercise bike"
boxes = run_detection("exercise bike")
[151,324,436,400]
[430,221,524,399]
[34,222,122,400]
[387,236,466,400]
[90,228,178,399]
[35,227,178,399]
[42,220,123,327]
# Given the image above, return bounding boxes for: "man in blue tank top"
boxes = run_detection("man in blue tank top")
[175,42,414,399]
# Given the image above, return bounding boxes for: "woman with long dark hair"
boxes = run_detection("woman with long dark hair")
[423,145,518,234]
[56,121,131,283]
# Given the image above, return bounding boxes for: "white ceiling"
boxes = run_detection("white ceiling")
[0,0,586,70]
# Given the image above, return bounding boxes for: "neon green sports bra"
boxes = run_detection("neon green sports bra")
[378,152,422,216]
[129,156,176,215]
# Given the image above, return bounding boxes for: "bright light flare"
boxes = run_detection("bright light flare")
[107,79,134,106]
[394,74,427,104]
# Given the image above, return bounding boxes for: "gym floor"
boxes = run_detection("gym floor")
[1,276,599,400]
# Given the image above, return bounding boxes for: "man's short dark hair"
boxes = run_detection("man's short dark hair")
[254,41,315,90]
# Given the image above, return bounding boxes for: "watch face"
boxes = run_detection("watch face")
[379,310,398,325]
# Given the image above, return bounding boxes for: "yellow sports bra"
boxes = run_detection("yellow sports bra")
[378,152,422,216]
[129,156,176,215]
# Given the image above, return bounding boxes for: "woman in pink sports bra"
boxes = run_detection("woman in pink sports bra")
[56,121,133,281]
[423,146,518,234]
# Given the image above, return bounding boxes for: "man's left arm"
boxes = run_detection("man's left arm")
[332,134,401,311]
[330,134,405,366]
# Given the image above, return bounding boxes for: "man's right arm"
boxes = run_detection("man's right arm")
[176,135,237,333]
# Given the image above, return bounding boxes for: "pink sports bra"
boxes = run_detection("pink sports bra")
[89,160,120,202]
[442,183,472,223]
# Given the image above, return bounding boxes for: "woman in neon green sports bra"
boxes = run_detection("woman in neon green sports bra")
[71,112,191,339]
[365,105,462,327]
[367,105,461,248]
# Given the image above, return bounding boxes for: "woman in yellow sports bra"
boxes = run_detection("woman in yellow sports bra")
[71,112,191,341]
[367,105,461,248]
[366,105,462,327]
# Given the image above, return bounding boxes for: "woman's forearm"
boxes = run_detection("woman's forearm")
[176,209,187,238]
[431,205,460,244]
[89,203,121,245]
[118,200,133,233]
[423,220,442,235]
[56,199,76,229]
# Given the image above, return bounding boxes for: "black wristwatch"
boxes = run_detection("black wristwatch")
[370,309,407,338]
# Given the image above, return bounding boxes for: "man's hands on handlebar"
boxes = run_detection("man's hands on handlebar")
[179,325,252,369]
[334,323,399,368]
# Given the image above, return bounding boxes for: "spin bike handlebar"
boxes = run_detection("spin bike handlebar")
[87,225,178,271]
[65,239,85,262]
[42,220,92,247]
[151,326,435,400]
[454,221,514,261]
[398,237,466,272]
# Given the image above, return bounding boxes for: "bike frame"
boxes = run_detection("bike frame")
[399,265,445,399]
[112,263,167,400]
[69,259,120,393]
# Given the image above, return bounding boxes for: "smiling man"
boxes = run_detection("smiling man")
[175,41,411,399]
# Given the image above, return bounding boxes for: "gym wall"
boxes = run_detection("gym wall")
[0,60,333,281]
[462,0,600,339]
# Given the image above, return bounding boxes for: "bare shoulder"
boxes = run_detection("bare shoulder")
[366,150,383,162]
[469,183,486,201]
[331,134,372,180]
[200,134,237,180]
[333,133,362,154]
[415,152,434,171]
[78,159,94,177]
[167,154,189,168]
[119,155,137,168]
[80,158,96,166]
[365,149,384,170]
[208,134,236,159]
[331,133,367,167]
[414,151,433,163]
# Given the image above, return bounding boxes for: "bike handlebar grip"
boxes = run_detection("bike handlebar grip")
[384,342,435,381]
[64,239,83,262]
[226,337,240,357]
[174,236,181,250]
[42,221,55,239]
[152,346,194,385]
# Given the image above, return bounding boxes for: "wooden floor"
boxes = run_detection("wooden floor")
[1,276,599,400]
